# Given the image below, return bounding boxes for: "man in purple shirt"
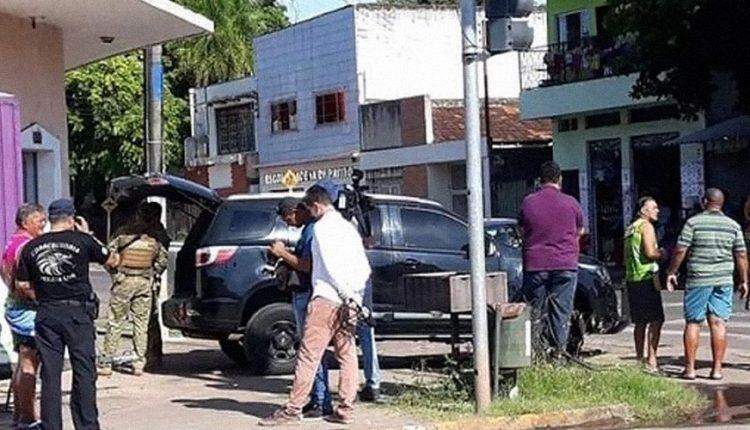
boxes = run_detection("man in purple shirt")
[519,161,584,357]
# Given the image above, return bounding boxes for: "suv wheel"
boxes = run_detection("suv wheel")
[218,338,250,367]
[243,302,298,375]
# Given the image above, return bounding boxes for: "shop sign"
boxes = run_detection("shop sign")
[263,166,354,187]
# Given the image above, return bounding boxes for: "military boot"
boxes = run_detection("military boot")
[97,364,113,377]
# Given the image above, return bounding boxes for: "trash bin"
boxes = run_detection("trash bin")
[492,303,531,397]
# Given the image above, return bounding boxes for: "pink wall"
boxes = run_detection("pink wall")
[0,95,22,251]
[0,12,68,197]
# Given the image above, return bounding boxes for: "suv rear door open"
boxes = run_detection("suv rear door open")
[108,174,222,211]
[107,174,223,299]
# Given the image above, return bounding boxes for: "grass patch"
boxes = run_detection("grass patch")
[394,364,706,425]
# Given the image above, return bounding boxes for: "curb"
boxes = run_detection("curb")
[437,404,635,430]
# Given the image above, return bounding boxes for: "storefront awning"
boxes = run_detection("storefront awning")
[0,0,213,70]
[671,115,750,144]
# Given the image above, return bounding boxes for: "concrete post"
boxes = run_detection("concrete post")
[144,45,163,174]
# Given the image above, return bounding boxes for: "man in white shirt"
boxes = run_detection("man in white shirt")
[260,185,371,426]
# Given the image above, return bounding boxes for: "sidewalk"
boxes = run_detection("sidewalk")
[0,339,432,430]
[585,291,750,428]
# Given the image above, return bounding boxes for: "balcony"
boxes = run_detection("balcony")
[520,36,635,91]
[519,36,658,120]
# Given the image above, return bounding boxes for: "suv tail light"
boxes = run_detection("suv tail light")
[195,246,238,268]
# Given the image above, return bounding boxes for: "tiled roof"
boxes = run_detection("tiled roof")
[432,101,552,143]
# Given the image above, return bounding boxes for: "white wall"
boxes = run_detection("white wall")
[427,163,453,210]
[521,74,664,120]
[254,7,361,166]
[354,7,547,102]
[21,124,62,208]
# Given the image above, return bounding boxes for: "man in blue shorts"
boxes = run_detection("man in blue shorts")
[667,188,748,380]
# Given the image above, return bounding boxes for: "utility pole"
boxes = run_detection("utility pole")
[460,0,492,412]
[143,45,169,352]
[144,45,163,174]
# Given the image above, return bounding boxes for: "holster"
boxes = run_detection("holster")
[86,293,100,320]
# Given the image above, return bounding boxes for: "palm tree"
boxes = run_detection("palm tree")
[173,0,288,87]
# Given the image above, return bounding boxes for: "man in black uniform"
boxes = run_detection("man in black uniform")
[15,199,118,430]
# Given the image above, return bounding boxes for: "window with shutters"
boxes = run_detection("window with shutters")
[315,91,346,125]
[271,99,297,133]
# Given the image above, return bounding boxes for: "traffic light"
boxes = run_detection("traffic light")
[486,0,535,54]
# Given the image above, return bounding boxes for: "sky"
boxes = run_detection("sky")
[278,0,546,23]
[278,0,375,23]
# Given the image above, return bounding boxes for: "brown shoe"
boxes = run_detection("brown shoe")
[259,409,301,427]
[132,362,144,376]
[324,411,353,425]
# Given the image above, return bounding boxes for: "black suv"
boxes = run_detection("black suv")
[109,174,623,374]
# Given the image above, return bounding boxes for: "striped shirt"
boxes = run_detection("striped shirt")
[677,210,746,288]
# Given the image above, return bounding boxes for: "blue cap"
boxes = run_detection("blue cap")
[314,179,343,203]
[48,198,76,218]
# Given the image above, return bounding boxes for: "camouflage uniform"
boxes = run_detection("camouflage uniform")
[101,234,168,373]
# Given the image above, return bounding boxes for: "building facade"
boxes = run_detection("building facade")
[0,0,213,368]
[188,4,551,215]
[519,0,707,265]
[184,77,258,196]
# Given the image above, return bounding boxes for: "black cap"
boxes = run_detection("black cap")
[276,197,300,216]
[48,198,76,218]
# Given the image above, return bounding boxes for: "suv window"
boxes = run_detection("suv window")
[399,208,467,251]
[204,201,277,244]
[487,222,522,249]
[365,207,383,247]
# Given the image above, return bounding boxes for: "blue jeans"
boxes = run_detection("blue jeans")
[292,291,332,411]
[522,270,577,351]
[356,280,381,390]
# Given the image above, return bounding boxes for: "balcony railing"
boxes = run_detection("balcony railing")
[520,36,636,91]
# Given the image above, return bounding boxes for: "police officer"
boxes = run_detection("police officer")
[15,199,118,430]
[99,213,168,376]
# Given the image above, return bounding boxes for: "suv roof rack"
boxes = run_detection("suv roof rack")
[226,191,443,208]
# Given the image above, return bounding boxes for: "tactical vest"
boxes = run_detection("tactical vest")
[119,235,159,270]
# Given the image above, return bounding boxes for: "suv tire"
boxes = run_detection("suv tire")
[243,302,297,375]
[218,338,250,367]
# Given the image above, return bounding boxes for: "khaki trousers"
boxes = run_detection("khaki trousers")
[284,297,358,418]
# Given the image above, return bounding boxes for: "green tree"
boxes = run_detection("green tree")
[606,0,750,116]
[170,0,288,88]
[66,54,187,204]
